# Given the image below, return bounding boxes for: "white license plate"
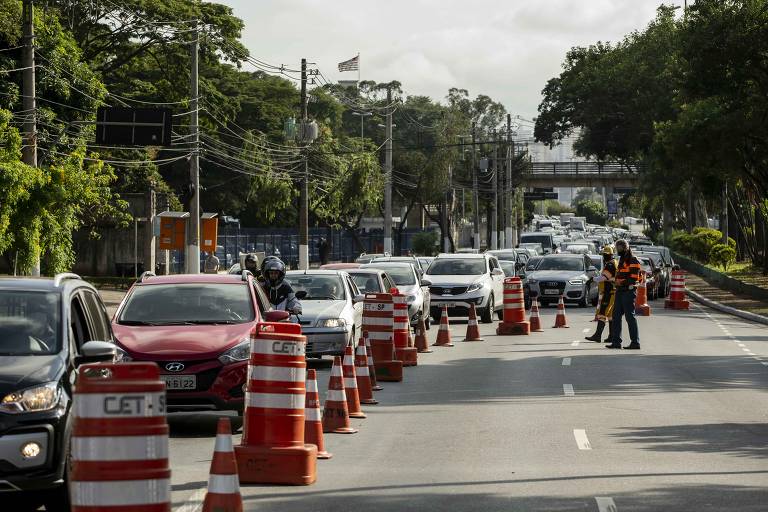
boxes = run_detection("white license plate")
[438,302,456,307]
[161,375,196,390]
[543,289,560,295]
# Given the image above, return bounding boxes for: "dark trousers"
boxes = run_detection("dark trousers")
[610,289,639,344]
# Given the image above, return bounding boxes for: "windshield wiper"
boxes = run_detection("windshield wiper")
[118,320,162,326]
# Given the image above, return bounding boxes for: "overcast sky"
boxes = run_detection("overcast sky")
[218,1,676,120]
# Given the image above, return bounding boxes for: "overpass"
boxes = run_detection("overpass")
[522,161,642,190]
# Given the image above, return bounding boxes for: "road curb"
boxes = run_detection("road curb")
[686,289,768,326]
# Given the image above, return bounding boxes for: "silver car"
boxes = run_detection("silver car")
[360,262,432,328]
[284,270,364,358]
[526,254,599,307]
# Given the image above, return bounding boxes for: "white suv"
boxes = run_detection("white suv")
[425,253,505,323]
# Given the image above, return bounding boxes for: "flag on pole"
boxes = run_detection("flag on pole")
[338,55,359,72]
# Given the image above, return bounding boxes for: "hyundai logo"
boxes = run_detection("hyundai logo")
[165,362,185,372]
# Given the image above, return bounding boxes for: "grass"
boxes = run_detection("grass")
[704,261,768,288]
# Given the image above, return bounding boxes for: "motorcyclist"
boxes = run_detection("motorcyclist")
[262,258,302,314]
[258,255,280,285]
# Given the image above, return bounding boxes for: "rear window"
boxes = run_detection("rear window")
[364,265,416,285]
[349,273,383,293]
[427,259,487,276]
[521,234,553,248]
[118,283,255,325]
[284,275,346,300]
[0,291,61,355]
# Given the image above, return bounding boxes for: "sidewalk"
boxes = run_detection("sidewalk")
[99,288,127,317]
[685,273,768,317]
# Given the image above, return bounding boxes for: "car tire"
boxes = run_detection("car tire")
[424,311,431,330]
[481,294,494,323]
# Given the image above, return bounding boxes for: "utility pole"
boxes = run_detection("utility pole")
[444,164,452,253]
[472,122,480,250]
[299,58,309,269]
[22,0,40,276]
[383,86,393,255]
[186,23,200,274]
[505,114,514,248]
[722,180,729,244]
[491,129,498,250]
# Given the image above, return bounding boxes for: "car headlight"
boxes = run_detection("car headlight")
[317,318,346,328]
[0,382,60,414]
[218,338,250,364]
[406,294,416,304]
[114,345,132,363]
[569,279,584,285]
[466,282,484,293]
[527,279,538,284]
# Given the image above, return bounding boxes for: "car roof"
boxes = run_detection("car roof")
[347,269,385,276]
[319,263,361,270]
[286,269,347,276]
[542,253,585,258]
[434,253,485,259]
[361,261,417,268]
[136,274,247,285]
[0,275,96,293]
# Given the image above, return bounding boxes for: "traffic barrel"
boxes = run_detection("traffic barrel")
[433,305,454,347]
[342,345,366,419]
[355,343,378,405]
[635,277,651,316]
[70,362,170,512]
[202,418,242,512]
[497,277,531,335]
[235,322,317,486]
[529,298,544,332]
[414,316,433,353]
[463,304,484,341]
[304,369,332,459]
[362,293,403,382]
[364,336,383,391]
[322,356,358,434]
[553,295,569,328]
[665,270,690,310]
[392,289,418,366]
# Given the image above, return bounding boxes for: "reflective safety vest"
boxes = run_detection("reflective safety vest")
[616,256,641,290]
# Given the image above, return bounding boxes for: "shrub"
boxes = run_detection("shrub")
[710,244,736,272]
[575,199,607,225]
[411,231,439,256]
[691,228,722,262]
[670,231,694,255]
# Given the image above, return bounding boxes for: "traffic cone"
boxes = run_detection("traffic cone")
[364,336,383,391]
[355,343,378,405]
[635,279,651,316]
[304,369,332,459]
[553,295,569,328]
[414,316,433,353]
[529,299,544,332]
[343,345,366,419]
[202,418,243,512]
[322,356,358,434]
[433,305,454,347]
[463,304,484,341]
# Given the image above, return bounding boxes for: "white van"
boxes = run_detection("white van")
[519,232,555,254]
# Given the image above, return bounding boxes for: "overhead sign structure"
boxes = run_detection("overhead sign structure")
[95,107,173,146]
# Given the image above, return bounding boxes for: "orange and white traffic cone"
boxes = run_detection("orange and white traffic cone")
[304,369,332,459]
[202,418,243,512]
[553,295,569,328]
[529,299,544,332]
[355,343,378,405]
[343,345,366,419]
[463,303,484,341]
[322,356,358,434]
[364,336,383,391]
[433,305,454,347]
[665,270,690,310]
[635,278,651,316]
[414,316,433,353]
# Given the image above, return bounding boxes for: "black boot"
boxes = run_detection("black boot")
[624,342,641,350]
[585,320,605,342]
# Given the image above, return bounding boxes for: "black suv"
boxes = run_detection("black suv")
[0,274,116,511]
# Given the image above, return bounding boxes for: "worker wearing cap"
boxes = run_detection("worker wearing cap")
[585,245,617,343]
[606,239,642,350]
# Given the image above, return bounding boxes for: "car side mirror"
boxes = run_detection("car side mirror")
[295,290,307,300]
[420,279,432,287]
[77,341,117,366]
[265,310,290,322]
[492,268,504,276]
[353,294,365,304]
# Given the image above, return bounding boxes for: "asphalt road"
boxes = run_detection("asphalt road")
[159,300,768,512]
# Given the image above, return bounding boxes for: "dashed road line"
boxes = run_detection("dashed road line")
[582,328,590,333]
[571,340,581,347]
[574,429,592,450]
[595,497,618,512]
[742,348,751,352]
[562,357,572,366]
[563,384,575,396]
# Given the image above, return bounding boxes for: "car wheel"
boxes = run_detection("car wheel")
[424,311,431,330]
[481,294,494,323]
[578,286,588,307]
[496,307,504,321]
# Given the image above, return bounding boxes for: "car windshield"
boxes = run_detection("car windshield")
[0,291,61,355]
[527,257,542,271]
[536,257,585,271]
[488,251,516,261]
[349,273,383,293]
[284,274,346,300]
[365,265,416,285]
[427,259,487,276]
[118,283,254,325]
[521,235,552,248]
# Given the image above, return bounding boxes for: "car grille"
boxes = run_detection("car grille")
[430,286,468,295]
[156,361,220,392]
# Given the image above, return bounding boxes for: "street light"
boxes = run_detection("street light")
[351,111,372,148]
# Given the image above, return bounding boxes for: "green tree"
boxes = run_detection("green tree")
[576,200,607,225]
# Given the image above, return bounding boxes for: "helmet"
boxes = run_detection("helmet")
[602,245,614,256]
[263,259,286,287]
[260,255,280,276]
[244,253,259,273]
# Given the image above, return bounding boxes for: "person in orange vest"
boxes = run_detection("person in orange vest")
[585,245,617,343]
[605,239,642,350]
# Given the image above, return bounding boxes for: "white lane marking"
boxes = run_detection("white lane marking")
[742,348,751,352]
[595,497,618,512]
[571,340,580,347]
[574,429,592,450]
[563,384,575,396]
[738,343,746,347]
[562,357,572,366]
[582,328,590,333]
[174,487,206,512]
